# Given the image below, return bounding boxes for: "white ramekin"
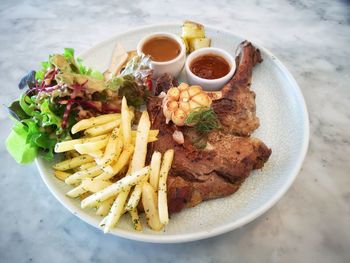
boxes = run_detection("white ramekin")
[137,32,186,78]
[185,47,236,91]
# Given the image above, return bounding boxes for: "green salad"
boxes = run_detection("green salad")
[6,48,152,164]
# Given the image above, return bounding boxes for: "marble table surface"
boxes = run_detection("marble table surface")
[0,0,349,262]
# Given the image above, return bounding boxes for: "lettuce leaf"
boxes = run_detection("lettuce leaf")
[90,70,104,80]
[6,122,38,164]
[7,100,29,121]
[6,97,62,164]
[19,92,35,116]
[106,76,124,91]
[76,56,104,80]
[117,75,149,108]
[18,70,36,90]
[63,47,74,60]
[39,99,62,127]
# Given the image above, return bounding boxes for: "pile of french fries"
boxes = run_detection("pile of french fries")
[53,97,174,232]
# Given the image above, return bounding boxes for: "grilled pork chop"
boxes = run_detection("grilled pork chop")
[212,41,262,136]
[147,41,271,213]
[147,99,271,213]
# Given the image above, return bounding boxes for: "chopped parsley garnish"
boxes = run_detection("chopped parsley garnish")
[185,107,219,133]
[185,107,220,149]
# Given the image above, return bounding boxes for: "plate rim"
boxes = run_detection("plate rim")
[35,23,310,243]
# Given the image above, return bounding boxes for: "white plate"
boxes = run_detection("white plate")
[36,23,309,243]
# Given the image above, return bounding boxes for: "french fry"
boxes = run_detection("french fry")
[65,150,80,158]
[81,166,150,209]
[65,165,104,185]
[95,145,134,180]
[87,150,104,158]
[55,134,109,153]
[107,153,135,219]
[101,165,113,174]
[131,129,158,138]
[53,155,94,171]
[84,120,120,137]
[147,136,158,143]
[125,184,143,212]
[103,191,129,233]
[131,130,159,143]
[125,111,151,211]
[78,162,96,171]
[54,170,71,181]
[142,182,163,231]
[71,113,121,134]
[96,197,116,216]
[149,151,162,190]
[99,216,108,227]
[79,192,91,200]
[66,179,107,201]
[158,149,174,225]
[130,114,152,171]
[97,127,123,166]
[74,137,109,155]
[148,137,158,142]
[81,178,112,193]
[121,97,132,147]
[66,184,86,198]
[129,209,142,231]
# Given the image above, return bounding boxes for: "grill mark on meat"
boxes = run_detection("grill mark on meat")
[148,41,271,214]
